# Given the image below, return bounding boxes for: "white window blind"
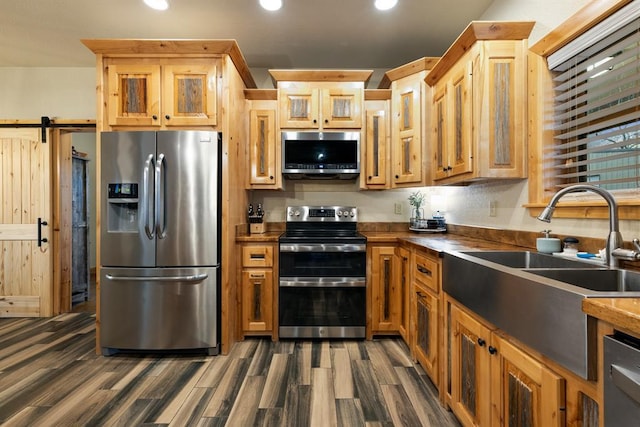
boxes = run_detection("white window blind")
[546,5,640,192]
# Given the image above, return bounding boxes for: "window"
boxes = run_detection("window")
[545,2,640,195]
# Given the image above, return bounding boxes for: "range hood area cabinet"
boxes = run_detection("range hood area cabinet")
[425,22,534,185]
[270,70,371,131]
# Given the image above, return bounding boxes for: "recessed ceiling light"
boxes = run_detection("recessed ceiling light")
[144,0,169,11]
[375,0,397,11]
[259,0,283,11]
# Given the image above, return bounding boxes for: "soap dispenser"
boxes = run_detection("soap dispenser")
[537,230,561,254]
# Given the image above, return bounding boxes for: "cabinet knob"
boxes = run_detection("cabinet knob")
[313,119,317,124]
[477,338,486,347]
[324,119,329,124]
[488,346,498,355]
[165,115,171,120]
[269,175,274,180]
[442,167,447,172]
[152,115,158,120]
[395,175,399,179]
[368,176,372,180]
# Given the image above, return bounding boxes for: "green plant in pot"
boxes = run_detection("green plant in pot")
[408,191,425,228]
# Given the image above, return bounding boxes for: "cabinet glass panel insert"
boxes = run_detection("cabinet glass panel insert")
[401,92,413,131]
[383,256,391,320]
[373,115,380,176]
[417,293,430,355]
[403,137,412,174]
[290,98,309,119]
[259,118,267,175]
[507,369,534,427]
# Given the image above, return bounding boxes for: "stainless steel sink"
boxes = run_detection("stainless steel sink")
[461,250,601,269]
[444,250,640,381]
[525,268,640,292]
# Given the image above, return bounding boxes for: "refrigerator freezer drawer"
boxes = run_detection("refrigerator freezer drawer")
[100,267,219,355]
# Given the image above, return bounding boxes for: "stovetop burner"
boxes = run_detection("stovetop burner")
[279,205,365,243]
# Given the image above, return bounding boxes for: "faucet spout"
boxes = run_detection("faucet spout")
[537,184,623,268]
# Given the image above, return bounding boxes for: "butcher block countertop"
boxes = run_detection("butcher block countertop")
[237,225,640,333]
[582,298,640,337]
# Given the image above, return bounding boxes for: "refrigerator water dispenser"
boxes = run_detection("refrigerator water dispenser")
[107,183,139,233]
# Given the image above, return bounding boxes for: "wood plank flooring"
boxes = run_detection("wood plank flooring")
[0,313,460,426]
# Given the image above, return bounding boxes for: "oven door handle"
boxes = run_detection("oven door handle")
[279,243,366,252]
[611,363,640,403]
[279,277,366,287]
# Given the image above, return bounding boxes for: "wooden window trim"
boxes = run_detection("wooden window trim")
[526,0,640,219]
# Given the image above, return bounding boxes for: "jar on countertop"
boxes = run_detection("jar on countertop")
[563,237,579,254]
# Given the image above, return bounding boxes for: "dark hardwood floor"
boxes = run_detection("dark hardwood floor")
[0,313,460,426]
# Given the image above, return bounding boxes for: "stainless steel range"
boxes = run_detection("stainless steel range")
[279,205,366,339]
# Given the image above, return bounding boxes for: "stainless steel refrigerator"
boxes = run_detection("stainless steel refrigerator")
[100,130,221,355]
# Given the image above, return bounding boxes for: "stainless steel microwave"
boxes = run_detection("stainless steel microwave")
[282,131,360,179]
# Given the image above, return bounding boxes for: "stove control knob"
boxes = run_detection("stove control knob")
[294,210,300,217]
[350,210,355,217]
[337,211,343,217]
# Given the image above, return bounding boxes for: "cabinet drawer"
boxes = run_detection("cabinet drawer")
[414,253,439,293]
[242,245,274,267]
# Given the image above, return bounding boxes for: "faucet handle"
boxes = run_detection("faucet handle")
[633,238,640,252]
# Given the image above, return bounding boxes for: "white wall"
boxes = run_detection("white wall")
[2,0,634,243]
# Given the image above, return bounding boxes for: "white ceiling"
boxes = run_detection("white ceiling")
[0,0,493,78]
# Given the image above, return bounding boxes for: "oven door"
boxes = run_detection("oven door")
[279,242,366,278]
[279,278,366,338]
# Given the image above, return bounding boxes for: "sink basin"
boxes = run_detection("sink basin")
[460,250,601,269]
[525,268,640,292]
[444,250,640,381]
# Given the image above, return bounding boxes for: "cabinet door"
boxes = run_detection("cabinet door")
[249,109,277,186]
[162,63,217,126]
[396,247,411,341]
[451,304,491,427]
[490,334,565,427]
[392,81,423,185]
[370,246,398,332]
[449,63,473,178]
[432,82,449,181]
[414,286,439,386]
[322,88,362,128]
[107,64,161,127]
[475,41,526,179]
[242,270,273,332]
[279,87,320,128]
[364,107,388,187]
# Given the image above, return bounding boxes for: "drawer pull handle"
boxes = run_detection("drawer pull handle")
[250,253,266,259]
[417,265,432,276]
[249,273,266,279]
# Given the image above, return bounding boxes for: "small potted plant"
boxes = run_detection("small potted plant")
[408,191,425,228]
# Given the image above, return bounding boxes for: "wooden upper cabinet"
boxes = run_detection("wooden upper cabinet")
[279,87,362,129]
[391,72,426,186]
[380,57,439,188]
[162,63,217,126]
[362,93,391,189]
[270,69,371,130]
[425,22,533,184]
[249,108,278,187]
[83,39,258,132]
[107,59,218,128]
[107,64,161,127]
[432,59,473,181]
[279,87,320,128]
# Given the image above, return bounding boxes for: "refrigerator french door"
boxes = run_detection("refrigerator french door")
[100,131,221,355]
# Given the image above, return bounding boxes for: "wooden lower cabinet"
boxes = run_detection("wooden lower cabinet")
[413,282,439,385]
[370,245,399,333]
[450,300,565,427]
[396,246,411,342]
[240,244,275,336]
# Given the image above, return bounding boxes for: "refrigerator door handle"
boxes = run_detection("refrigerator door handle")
[155,153,167,239]
[142,154,155,239]
[104,273,209,283]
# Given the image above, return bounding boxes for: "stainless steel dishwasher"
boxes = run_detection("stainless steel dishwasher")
[604,331,640,426]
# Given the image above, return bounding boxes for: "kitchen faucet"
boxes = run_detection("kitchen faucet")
[537,184,640,268]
